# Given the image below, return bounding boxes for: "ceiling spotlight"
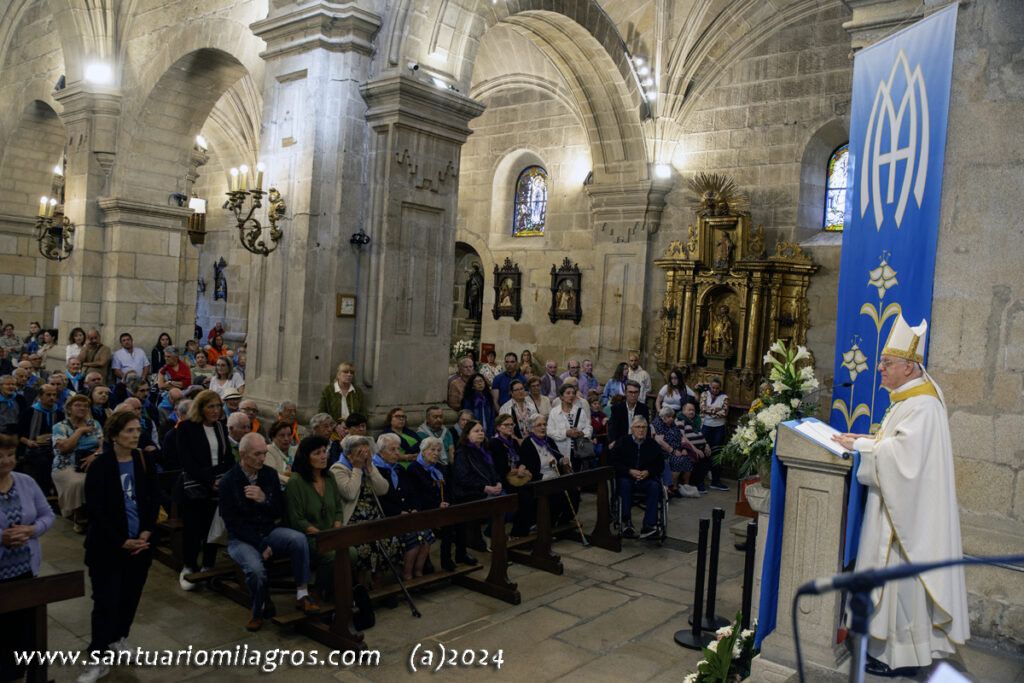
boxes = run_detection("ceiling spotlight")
[195,134,208,150]
[654,164,672,179]
[53,165,63,175]
[407,61,419,71]
[641,78,654,88]
[634,57,644,67]
[432,77,447,89]
[646,91,658,101]
[638,65,650,77]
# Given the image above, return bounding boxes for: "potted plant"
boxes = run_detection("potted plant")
[716,340,818,486]
[684,612,759,682]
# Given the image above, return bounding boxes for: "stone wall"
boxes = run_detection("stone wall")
[923,0,1024,651]
[456,86,601,374]
[646,2,853,390]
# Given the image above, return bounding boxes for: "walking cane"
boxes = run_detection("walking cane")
[563,490,590,547]
[369,487,422,618]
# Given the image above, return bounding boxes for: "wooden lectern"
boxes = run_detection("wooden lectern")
[0,570,85,683]
[752,421,853,681]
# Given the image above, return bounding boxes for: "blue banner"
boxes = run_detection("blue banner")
[830,4,957,437]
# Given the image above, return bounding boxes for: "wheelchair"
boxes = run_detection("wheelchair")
[610,473,669,545]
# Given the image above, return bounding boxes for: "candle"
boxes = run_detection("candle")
[255,162,265,191]
[239,165,249,192]
[229,168,239,191]
[47,198,57,218]
[39,196,48,217]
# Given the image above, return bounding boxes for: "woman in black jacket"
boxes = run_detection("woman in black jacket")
[518,413,578,528]
[174,389,232,589]
[489,414,535,537]
[79,410,160,681]
[451,421,501,503]
[409,436,467,571]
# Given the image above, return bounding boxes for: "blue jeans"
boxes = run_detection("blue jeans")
[617,476,660,528]
[227,527,311,617]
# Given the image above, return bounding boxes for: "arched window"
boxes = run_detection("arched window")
[823,143,849,231]
[512,166,547,237]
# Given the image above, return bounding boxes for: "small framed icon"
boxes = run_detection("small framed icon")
[337,294,357,318]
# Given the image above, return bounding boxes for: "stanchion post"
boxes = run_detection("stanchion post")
[692,506,729,630]
[674,518,712,649]
[741,519,758,631]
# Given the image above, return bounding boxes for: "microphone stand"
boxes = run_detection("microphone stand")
[793,554,1024,683]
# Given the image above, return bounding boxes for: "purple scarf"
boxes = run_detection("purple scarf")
[467,442,493,466]
[495,434,519,467]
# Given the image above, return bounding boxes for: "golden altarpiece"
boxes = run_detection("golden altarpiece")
[653,198,818,409]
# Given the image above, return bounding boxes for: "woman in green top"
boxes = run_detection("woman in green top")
[191,349,216,389]
[286,435,344,599]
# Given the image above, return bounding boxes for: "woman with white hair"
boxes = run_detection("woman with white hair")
[375,433,433,580]
[651,405,700,498]
[329,434,398,587]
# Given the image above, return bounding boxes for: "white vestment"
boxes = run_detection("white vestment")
[853,376,970,668]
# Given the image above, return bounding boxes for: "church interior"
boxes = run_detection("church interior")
[1,0,1023,680]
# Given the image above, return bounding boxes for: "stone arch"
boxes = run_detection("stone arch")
[0,98,68,326]
[111,47,253,204]
[796,118,849,240]
[453,241,485,349]
[395,0,648,181]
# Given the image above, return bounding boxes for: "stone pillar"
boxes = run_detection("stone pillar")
[744,482,771,622]
[95,198,195,344]
[52,86,121,343]
[585,177,672,368]
[751,424,852,681]
[242,1,386,418]
[745,281,764,371]
[680,282,695,363]
[357,74,485,417]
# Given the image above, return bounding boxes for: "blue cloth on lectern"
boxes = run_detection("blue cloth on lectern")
[753,419,866,648]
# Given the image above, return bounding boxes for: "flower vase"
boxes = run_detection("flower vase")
[756,459,772,488]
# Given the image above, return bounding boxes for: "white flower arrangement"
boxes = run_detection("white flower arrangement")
[450,338,476,362]
[685,613,759,682]
[718,340,819,477]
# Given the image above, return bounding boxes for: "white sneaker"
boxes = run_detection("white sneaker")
[681,485,702,498]
[111,637,130,653]
[77,663,110,683]
[178,567,197,591]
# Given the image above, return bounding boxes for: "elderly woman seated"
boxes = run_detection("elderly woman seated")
[375,433,434,580]
[329,434,398,588]
[651,405,701,498]
[51,393,102,529]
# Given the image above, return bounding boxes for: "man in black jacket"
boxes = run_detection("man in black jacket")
[609,416,662,539]
[607,380,650,447]
[220,433,320,631]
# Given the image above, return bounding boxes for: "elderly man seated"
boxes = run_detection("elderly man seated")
[219,433,321,631]
[609,416,663,540]
[226,412,251,461]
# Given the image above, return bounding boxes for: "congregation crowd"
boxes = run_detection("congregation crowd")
[0,320,736,683]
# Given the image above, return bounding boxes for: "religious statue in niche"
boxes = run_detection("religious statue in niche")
[492,257,522,321]
[714,231,735,270]
[703,304,735,358]
[213,257,227,301]
[549,257,582,325]
[464,263,484,321]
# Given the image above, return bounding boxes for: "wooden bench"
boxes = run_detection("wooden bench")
[507,466,621,575]
[0,571,85,683]
[154,469,183,570]
[287,494,520,651]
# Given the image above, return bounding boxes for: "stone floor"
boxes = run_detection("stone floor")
[35,483,1024,682]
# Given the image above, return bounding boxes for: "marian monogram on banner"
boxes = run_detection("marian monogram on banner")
[861,51,930,230]
[828,4,957,436]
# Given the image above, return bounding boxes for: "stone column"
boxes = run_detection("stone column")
[745,280,764,371]
[680,282,695,363]
[585,177,672,367]
[95,198,195,344]
[52,86,121,342]
[357,74,485,416]
[241,2,386,418]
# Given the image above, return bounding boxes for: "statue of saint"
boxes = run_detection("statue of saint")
[464,264,484,321]
[714,231,734,269]
[703,304,735,357]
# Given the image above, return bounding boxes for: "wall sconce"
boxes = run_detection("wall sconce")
[226,163,286,256]
[35,196,75,261]
[187,195,207,246]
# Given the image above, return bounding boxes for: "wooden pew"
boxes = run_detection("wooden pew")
[289,495,520,652]
[507,466,621,575]
[0,571,85,683]
[154,469,184,570]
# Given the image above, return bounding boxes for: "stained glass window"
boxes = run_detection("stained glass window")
[824,143,848,231]
[512,166,547,237]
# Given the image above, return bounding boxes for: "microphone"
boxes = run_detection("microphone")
[797,554,1024,597]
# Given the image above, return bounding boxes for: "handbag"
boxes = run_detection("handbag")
[570,408,595,462]
[506,470,532,487]
[178,471,210,501]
